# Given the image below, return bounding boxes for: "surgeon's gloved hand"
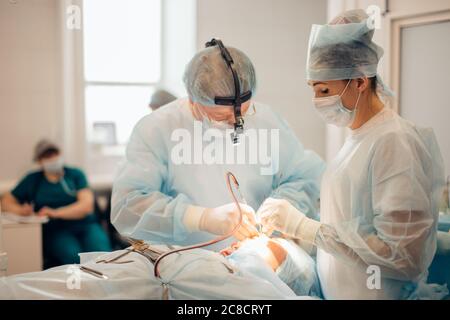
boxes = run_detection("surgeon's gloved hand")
[258,198,321,245]
[184,203,259,241]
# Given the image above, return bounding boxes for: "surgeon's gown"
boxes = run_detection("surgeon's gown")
[316,107,447,299]
[111,98,325,251]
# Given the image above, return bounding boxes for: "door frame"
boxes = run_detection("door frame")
[390,10,450,113]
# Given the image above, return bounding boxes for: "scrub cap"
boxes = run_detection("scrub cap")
[34,139,60,161]
[183,46,257,106]
[306,9,394,96]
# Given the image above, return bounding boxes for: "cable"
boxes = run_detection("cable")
[60,177,78,197]
[153,171,244,278]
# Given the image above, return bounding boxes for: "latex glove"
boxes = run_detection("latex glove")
[257,198,321,244]
[184,203,259,240]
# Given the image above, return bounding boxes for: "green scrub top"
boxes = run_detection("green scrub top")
[11,167,96,232]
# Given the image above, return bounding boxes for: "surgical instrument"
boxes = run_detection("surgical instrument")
[79,266,108,280]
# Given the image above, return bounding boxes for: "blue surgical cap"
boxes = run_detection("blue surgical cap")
[306,9,394,96]
[183,46,257,106]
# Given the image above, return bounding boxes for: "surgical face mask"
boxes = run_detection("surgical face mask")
[192,104,234,130]
[42,157,64,174]
[190,101,255,131]
[208,119,234,130]
[312,80,361,127]
[207,104,257,130]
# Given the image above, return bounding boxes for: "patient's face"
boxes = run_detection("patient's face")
[220,236,287,271]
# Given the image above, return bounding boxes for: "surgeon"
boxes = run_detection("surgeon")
[111,39,325,251]
[258,10,448,299]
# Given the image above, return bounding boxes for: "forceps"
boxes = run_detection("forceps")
[96,249,135,264]
[233,181,264,236]
[96,238,166,264]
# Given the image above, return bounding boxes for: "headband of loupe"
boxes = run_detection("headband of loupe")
[205,38,252,145]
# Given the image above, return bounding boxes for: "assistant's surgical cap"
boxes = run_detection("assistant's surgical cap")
[306,9,393,96]
[183,46,257,106]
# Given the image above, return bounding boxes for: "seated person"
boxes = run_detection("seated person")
[1,139,112,267]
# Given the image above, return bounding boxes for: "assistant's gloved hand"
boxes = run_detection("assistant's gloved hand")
[184,203,259,240]
[257,198,321,245]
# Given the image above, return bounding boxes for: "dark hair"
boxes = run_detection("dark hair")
[311,41,380,76]
[37,148,59,161]
[369,76,377,91]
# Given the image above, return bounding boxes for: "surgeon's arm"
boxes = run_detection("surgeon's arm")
[111,116,194,243]
[267,115,325,219]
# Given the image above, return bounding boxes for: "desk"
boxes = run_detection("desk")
[1,218,45,276]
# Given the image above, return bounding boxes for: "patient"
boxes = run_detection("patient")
[221,235,321,297]
[0,235,321,299]
[221,237,287,269]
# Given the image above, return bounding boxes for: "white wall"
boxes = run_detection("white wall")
[196,0,327,159]
[400,21,450,176]
[0,0,63,182]
[83,0,197,180]
[161,0,197,97]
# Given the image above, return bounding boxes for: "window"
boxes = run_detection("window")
[83,0,161,147]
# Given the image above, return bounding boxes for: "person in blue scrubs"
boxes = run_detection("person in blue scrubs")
[1,140,111,267]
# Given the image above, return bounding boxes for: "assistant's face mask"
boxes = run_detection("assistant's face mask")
[312,79,361,127]
[42,157,64,174]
